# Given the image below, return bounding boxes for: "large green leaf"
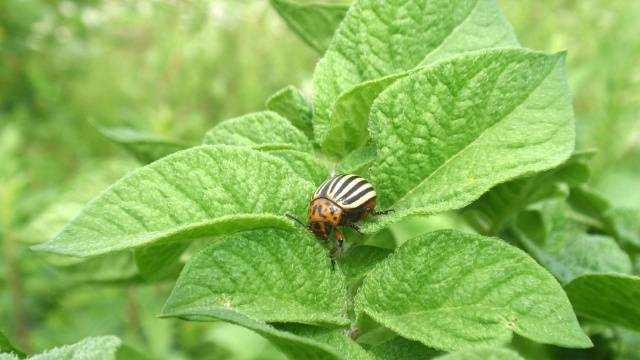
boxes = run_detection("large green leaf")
[364,49,575,232]
[356,230,591,351]
[265,86,314,139]
[27,336,121,360]
[32,146,315,257]
[267,149,330,186]
[565,274,640,332]
[162,308,346,360]
[464,151,592,235]
[270,0,348,53]
[313,0,519,153]
[203,111,312,152]
[162,229,349,326]
[93,124,189,164]
[513,199,631,284]
[368,337,440,360]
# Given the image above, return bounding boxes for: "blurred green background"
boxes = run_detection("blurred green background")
[1,0,638,359]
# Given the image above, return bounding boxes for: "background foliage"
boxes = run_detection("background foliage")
[1,0,638,359]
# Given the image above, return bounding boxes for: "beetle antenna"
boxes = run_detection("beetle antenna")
[285,213,309,229]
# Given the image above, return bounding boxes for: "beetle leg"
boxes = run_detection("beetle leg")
[350,223,364,235]
[334,229,344,252]
[329,247,337,271]
[369,208,394,216]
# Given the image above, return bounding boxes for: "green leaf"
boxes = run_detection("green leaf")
[162,308,346,360]
[0,332,24,358]
[267,149,330,186]
[513,199,632,284]
[270,0,348,53]
[94,124,189,164]
[313,0,519,153]
[356,230,591,351]
[338,245,391,295]
[133,240,188,281]
[265,86,314,139]
[606,207,640,249]
[364,49,575,233]
[32,145,315,257]
[434,347,524,360]
[162,228,349,326]
[280,324,374,360]
[203,111,312,152]
[335,145,377,176]
[28,336,121,360]
[368,337,440,360]
[565,274,640,332]
[464,151,592,235]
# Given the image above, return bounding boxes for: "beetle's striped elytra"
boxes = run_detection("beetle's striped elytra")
[286,174,393,269]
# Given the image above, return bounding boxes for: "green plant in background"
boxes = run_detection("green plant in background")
[2,0,639,359]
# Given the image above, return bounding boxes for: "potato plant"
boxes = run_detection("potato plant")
[3,0,639,359]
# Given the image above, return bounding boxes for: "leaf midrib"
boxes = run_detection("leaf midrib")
[393,53,562,207]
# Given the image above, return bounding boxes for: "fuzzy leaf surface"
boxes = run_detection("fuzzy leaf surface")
[270,0,348,53]
[368,337,440,360]
[364,49,575,232]
[28,336,121,360]
[317,0,520,156]
[267,149,329,186]
[565,274,640,332]
[32,146,314,257]
[265,86,314,139]
[162,229,349,326]
[356,230,591,351]
[203,111,312,152]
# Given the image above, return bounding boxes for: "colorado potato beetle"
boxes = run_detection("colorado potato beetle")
[286,174,393,268]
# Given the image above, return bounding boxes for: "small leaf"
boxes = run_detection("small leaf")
[267,149,330,186]
[368,337,440,360]
[265,86,314,139]
[338,245,392,295]
[203,111,312,152]
[365,49,575,233]
[28,336,121,360]
[270,0,348,53]
[94,124,189,164]
[162,228,349,326]
[162,308,345,360]
[32,146,315,257]
[134,240,188,281]
[606,207,640,249]
[513,199,632,284]
[565,274,640,332]
[464,151,592,235]
[356,230,591,351]
[0,332,24,358]
[281,324,374,360]
[313,0,519,153]
[434,347,524,360]
[336,145,377,176]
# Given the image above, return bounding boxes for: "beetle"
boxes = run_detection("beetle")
[286,174,393,268]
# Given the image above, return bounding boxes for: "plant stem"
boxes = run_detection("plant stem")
[2,231,30,353]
